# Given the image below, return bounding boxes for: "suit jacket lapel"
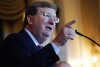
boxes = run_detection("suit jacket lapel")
[19,30,39,53]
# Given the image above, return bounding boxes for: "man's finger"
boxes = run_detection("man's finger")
[65,19,77,27]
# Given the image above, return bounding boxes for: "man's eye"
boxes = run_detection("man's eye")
[43,13,51,17]
[45,14,51,17]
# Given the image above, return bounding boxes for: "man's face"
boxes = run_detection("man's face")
[28,7,57,40]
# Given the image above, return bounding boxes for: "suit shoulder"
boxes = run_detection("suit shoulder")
[4,33,19,41]
[2,33,24,45]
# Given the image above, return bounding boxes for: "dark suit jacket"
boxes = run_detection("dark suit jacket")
[0,30,60,67]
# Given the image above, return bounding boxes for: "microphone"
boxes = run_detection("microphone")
[75,30,100,47]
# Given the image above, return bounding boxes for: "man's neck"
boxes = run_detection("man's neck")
[25,27,47,44]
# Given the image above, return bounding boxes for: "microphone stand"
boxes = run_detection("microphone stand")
[75,30,100,47]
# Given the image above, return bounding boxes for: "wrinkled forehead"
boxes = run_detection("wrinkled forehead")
[37,7,56,16]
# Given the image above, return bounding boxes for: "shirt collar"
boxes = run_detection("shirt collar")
[24,28,39,46]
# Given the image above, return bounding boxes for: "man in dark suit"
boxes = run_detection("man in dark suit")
[0,1,76,67]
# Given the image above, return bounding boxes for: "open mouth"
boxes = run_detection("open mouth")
[46,26,52,31]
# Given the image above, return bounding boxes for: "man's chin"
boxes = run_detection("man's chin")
[42,31,53,37]
[43,33,51,37]
[44,34,50,37]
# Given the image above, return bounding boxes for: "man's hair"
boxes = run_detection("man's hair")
[23,1,57,28]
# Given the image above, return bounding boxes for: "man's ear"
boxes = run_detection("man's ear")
[27,15,32,24]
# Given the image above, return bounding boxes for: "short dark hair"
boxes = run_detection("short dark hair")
[23,1,57,28]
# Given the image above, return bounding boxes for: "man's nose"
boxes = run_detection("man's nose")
[48,18,55,25]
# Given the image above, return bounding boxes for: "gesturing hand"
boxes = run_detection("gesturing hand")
[64,19,76,40]
[53,19,77,46]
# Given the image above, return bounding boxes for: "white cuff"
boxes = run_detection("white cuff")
[51,42,59,54]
